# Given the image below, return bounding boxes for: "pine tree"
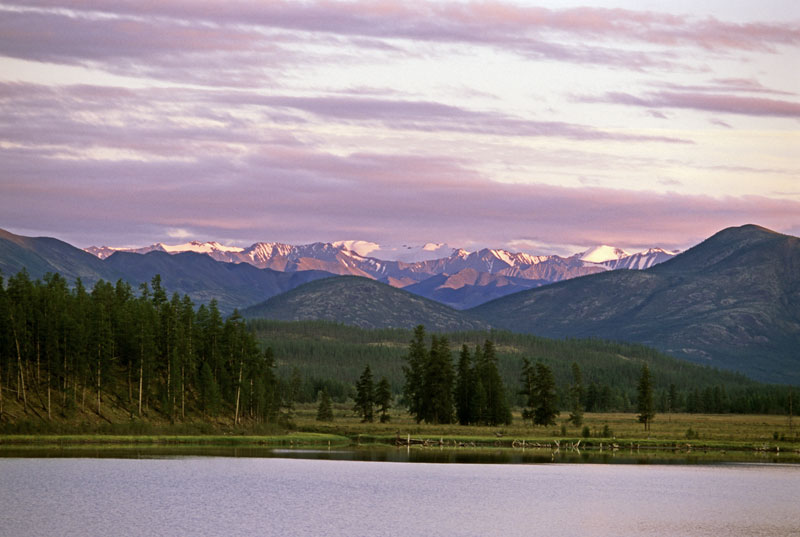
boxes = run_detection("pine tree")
[454,344,474,425]
[375,377,392,423]
[421,335,454,424]
[403,325,427,422]
[316,388,334,422]
[199,361,221,417]
[533,362,557,427]
[476,339,511,425]
[568,362,584,427]
[637,363,655,431]
[520,357,536,424]
[353,364,374,422]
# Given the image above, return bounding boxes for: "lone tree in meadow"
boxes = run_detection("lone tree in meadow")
[520,359,558,427]
[637,364,655,431]
[316,388,334,422]
[533,362,558,427]
[353,364,375,423]
[568,362,584,427]
[375,377,392,423]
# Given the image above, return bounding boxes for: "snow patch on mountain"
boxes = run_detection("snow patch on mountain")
[332,240,381,257]
[159,241,244,254]
[579,245,630,263]
[372,243,459,262]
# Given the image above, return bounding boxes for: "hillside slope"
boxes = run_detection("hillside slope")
[471,225,800,384]
[0,228,119,285]
[104,251,333,313]
[241,276,490,331]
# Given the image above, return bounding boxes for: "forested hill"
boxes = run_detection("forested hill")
[470,225,800,385]
[250,320,788,414]
[0,268,790,432]
[241,276,490,332]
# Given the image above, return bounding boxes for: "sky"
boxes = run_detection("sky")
[1,0,798,257]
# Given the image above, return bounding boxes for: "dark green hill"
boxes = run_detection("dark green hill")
[404,270,544,309]
[249,320,785,414]
[470,225,800,385]
[242,276,490,331]
[0,228,119,285]
[103,251,333,313]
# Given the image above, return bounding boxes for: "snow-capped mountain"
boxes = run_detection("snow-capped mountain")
[86,241,244,260]
[598,248,679,270]
[85,239,678,308]
[578,245,630,263]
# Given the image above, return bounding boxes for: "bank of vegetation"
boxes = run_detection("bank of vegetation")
[0,271,795,443]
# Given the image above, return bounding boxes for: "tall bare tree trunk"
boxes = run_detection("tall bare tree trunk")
[96,346,101,415]
[234,360,243,426]
[11,320,27,412]
[181,365,185,419]
[166,355,171,418]
[138,359,143,417]
[63,335,68,409]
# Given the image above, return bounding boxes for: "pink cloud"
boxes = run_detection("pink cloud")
[0,82,691,147]
[6,1,798,77]
[2,140,797,253]
[584,91,800,118]
[23,1,800,52]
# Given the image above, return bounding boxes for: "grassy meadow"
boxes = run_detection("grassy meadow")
[291,403,799,448]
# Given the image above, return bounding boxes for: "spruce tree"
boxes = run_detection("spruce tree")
[316,388,334,422]
[199,361,221,417]
[476,340,511,425]
[454,344,473,425]
[374,377,392,423]
[422,335,454,424]
[637,364,655,431]
[520,357,536,424]
[533,362,557,427]
[353,364,375,422]
[403,325,427,423]
[568,362,584,427]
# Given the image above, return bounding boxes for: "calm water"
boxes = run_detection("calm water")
[1,455,798,537]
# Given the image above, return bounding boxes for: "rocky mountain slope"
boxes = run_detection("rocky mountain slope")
[86,238,677,308]
[241,276,490,332]
[471,225,800,384]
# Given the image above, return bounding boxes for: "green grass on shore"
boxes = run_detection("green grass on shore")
[3,405,797,455]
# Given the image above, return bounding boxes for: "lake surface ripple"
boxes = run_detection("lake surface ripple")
[1,457,797,536]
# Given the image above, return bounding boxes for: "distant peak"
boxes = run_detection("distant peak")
[331,240,381,257]
[579,245,629,263]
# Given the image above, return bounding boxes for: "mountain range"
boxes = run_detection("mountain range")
[85,238,677,309]
[3,224,796,384]
[0,229,332,313]
[235,224,799,384]
[472,225,800,385]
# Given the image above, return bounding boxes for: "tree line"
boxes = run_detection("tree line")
[0,271,290,426]
[395,325,569,427]
[2,271,793,431]
[250,320,793,416]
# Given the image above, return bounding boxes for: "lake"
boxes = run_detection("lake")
[1,451,798,536]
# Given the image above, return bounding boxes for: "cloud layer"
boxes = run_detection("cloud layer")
[0,1,798,252]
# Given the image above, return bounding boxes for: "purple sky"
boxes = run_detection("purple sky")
[1,0,798,256]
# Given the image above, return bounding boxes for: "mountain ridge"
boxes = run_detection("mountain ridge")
[84,236,678,307]
[241,276,489,332]
[470,224,800,384]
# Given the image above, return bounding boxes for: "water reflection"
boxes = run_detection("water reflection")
[1,444,796,465]
[1,456,797,537]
